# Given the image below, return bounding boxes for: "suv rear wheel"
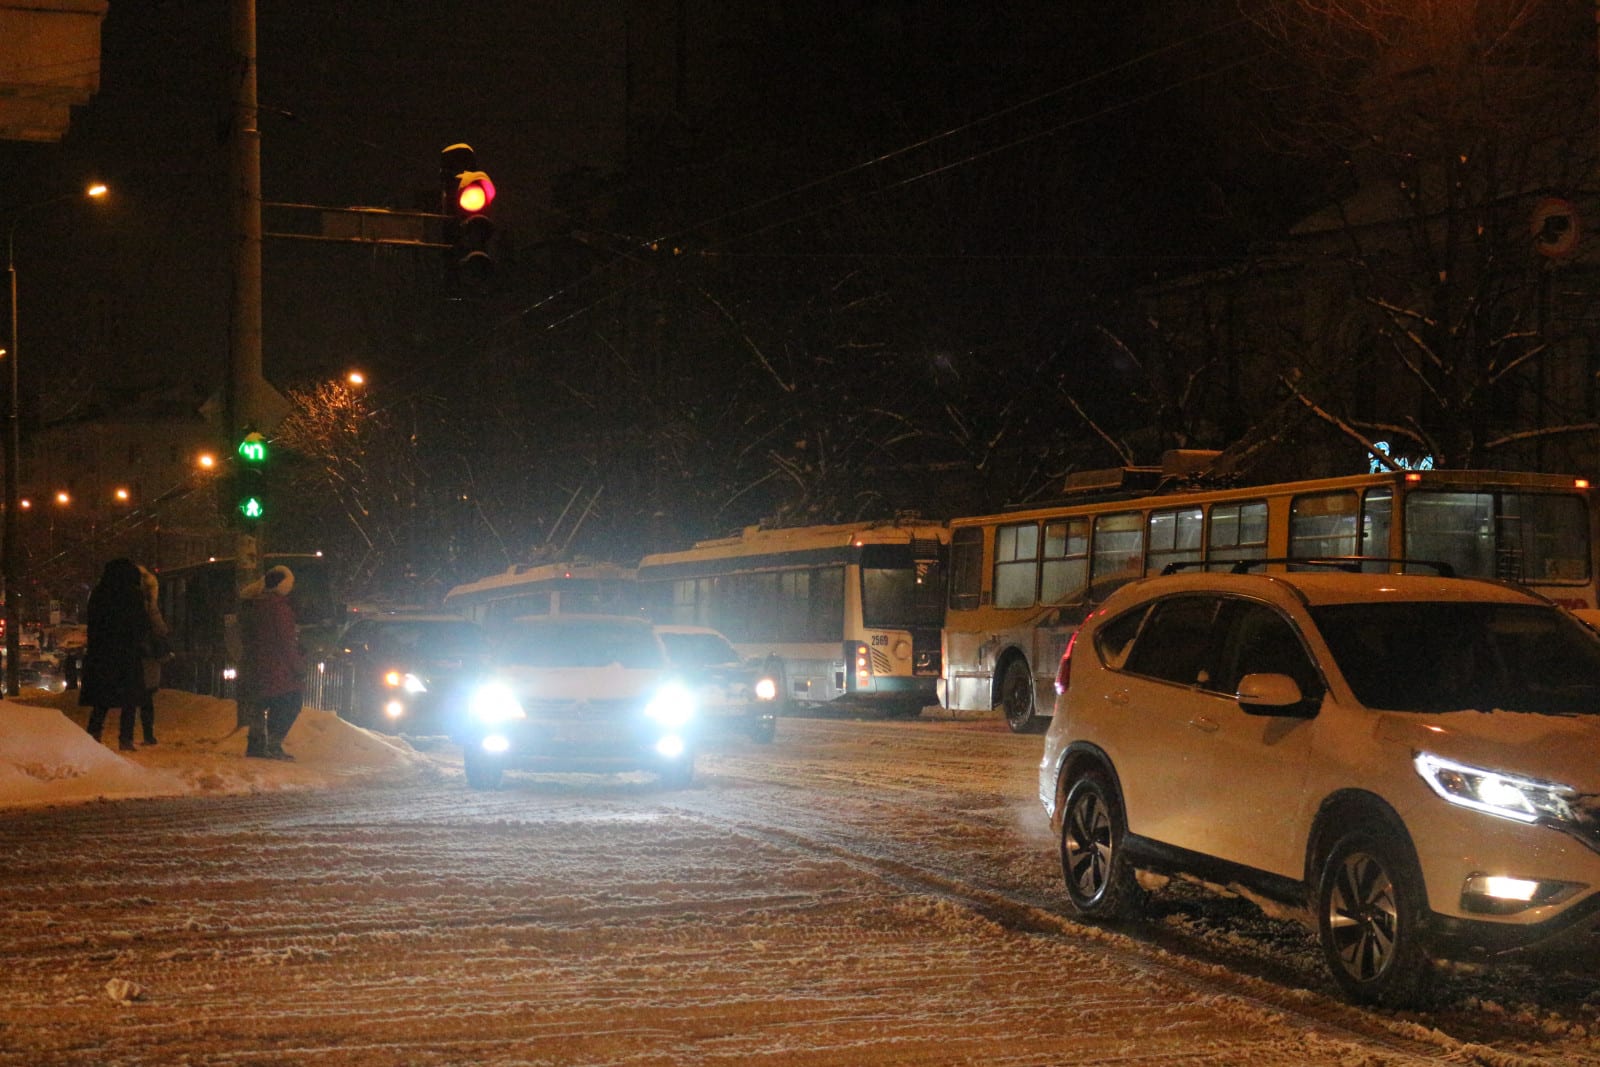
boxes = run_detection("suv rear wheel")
[1059,769,1143,919]
[1316,828,1433,1006]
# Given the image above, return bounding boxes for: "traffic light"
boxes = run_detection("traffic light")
[441,142,496,282]
[234,431,269,523]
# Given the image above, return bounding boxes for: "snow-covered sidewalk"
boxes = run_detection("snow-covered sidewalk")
[0,689,426,809]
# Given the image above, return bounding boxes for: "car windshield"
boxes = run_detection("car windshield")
[1311,601,1600,714]
[659,632,741,669]
[353,620,483,658]
[495,620,665,670]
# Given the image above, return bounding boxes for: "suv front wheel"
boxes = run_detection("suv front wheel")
[1059,768,1144,919]
[1315,828,1434,1006]
[462,747,504,790]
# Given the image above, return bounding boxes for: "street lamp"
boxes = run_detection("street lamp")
[4,181,109,697]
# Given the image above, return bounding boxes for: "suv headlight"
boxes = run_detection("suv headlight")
[469,681,525,724]
[645,682,695,728]
[1414,752,1577,825]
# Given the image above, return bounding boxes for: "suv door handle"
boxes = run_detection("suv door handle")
[1104,690,1130,706]
[1187,716,1219,733]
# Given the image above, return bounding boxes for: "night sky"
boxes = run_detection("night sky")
[2,1,1287,419]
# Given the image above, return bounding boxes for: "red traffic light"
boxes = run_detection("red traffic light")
[456,172,496,214]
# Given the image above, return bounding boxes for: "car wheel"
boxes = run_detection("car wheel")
[1316,828,1434,1006]
[1059,769,1143,918]
[999,659,1039,733]
[658,755,695,790]
[462,747,503,790]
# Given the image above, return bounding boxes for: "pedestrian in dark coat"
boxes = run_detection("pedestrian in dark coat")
[79,558,152,751]
[238,565,304,760]
[136,565,172,745]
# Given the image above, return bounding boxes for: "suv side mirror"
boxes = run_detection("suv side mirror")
[1236,672,1311,715]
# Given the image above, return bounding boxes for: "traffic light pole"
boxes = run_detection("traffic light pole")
[229,0,263,727]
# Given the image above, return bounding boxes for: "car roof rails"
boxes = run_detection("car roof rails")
[1160,557,1456,578]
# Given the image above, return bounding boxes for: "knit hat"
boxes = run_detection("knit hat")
[263,565,295,596]
[242,565,295,599]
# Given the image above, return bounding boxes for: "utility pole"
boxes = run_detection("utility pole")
[228,0,262,586]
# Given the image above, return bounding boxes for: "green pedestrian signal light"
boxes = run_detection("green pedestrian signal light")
[235,432,269,523]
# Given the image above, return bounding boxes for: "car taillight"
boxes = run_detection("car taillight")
[1054,631,1079,695]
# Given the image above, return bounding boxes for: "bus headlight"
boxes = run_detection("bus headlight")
[470,681,525,724]
[645,682,695,728]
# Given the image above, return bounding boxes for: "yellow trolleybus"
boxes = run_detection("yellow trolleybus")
[944,466,1597,732]
[636,519,948,715]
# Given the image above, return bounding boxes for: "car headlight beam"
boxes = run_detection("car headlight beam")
[645,682,696,728]
[1414,752,1577,825]
[470,681,525,724]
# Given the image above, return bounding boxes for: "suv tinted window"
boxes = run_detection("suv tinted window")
[1209,601,1324,703]
[1094,604,1149,670]
[1313,601,1600,713]
[1123,596,1223,686]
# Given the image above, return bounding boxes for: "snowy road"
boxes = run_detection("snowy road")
[2,713,1598,1065]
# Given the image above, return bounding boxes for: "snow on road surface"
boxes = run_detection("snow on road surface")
[0,692,1597,1064]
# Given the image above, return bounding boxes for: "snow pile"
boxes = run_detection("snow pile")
[0,688,425,809]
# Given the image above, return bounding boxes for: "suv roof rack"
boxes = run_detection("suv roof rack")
[1160,556,1456,578]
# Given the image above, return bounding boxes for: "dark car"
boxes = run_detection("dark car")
[332,613,488,735]
[654,625,777,743]
[452,614,699,790]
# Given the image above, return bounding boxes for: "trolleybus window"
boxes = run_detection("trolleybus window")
[994,522,1040,609]
[1405,491,1589,583]
[1290,491,1359,558]
[1207,499,1268,568]
[1146,506,1203,575]
[1090,512,1143,592]
[1040,518,1089,604]
[949,527,983,610]
[861,545,944,629]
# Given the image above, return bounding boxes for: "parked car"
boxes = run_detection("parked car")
[452,614,699,790]
[655,625,777,743]
[19,663,65,693]
[1039,565,1600,1006]
[331,613,488,735]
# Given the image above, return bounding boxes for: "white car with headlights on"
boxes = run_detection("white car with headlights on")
[1039,564,1600,1006]
[454,614,699,790]
[655,625,778,744]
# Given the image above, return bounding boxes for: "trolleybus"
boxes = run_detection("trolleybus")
[635,519,948,716]
[154,552,341,697]
[945,466,1597,732]
[441,560,638,624]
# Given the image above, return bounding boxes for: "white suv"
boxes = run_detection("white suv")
[1038,567,1600,1005]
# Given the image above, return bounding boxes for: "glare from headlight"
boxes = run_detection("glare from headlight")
[645,682,695,728]
[482,734,511,754]
[384,669,402,688]
[656,735,686,759]
[384,699,405,720]
[402,672,427,694]
[754,676,778,702]
[1414,752,1576,825]
[470,681,525,723]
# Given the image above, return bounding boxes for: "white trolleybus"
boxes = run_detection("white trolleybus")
[442,561,639,624]
[945,464,1597,733]
[635,520,949,716]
